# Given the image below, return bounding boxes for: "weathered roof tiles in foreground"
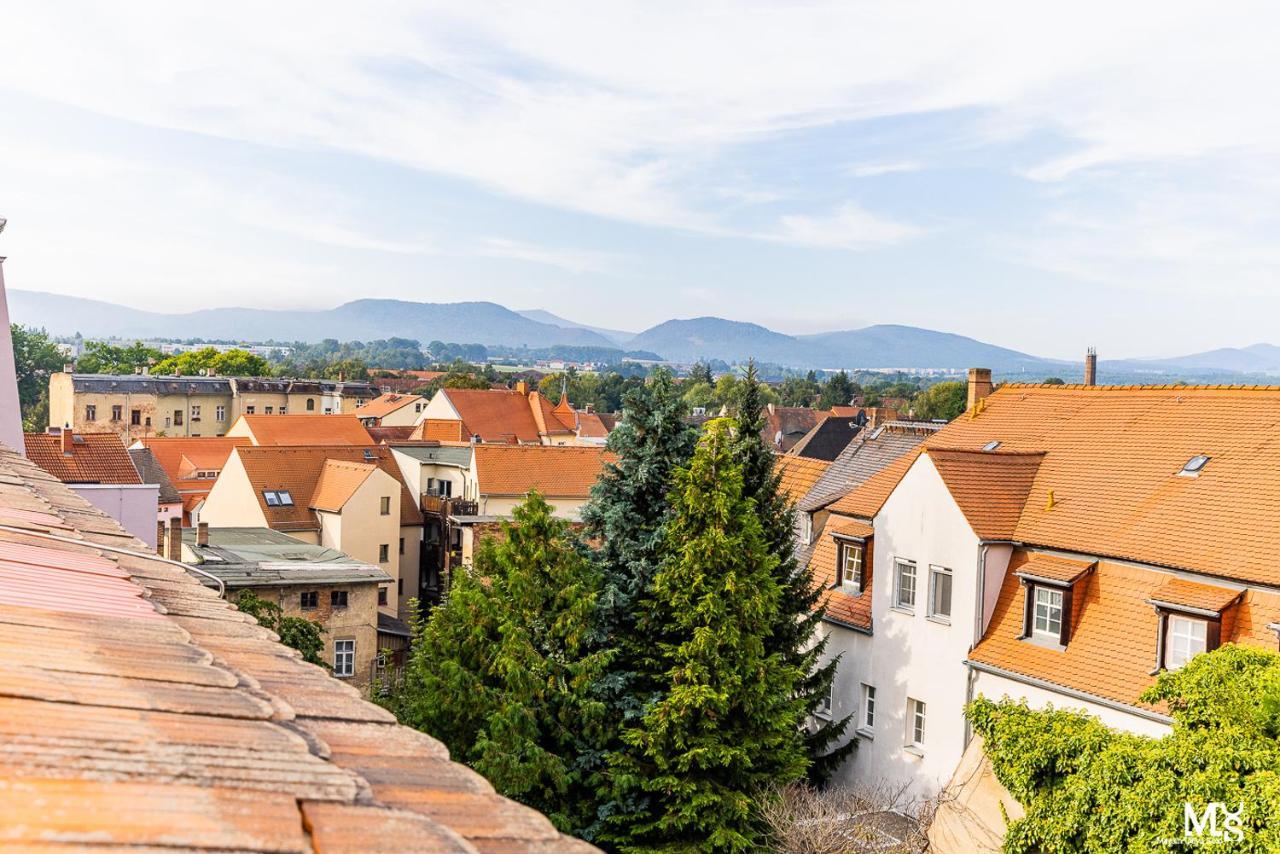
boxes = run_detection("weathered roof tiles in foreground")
[0,442,594,852]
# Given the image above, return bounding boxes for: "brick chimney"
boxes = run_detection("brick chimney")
[197,521,209,547]
[167,517,182,562]
[60,425,74,456]
[515,380,529,396]
[966,368,994,412]
[1084,347,1097,386]
[156,521,166,556]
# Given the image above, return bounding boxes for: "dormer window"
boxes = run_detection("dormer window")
[1147,577,1240,673]
[1032,587,1064,639]
[839,543,864,593]
[1015,555,1096,648]
[1165,615,1207,669]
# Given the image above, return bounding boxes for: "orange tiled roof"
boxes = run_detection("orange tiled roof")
[808,513,873,631]
[138,437,251,509]
[235,414,374,446]
[310,460,378,512]
[233,446,421,530]
[366,424,418,444]
[354,392,424,419]
[473,445,612,498]
[775,455,833,505]
[0,441,593,851]
[24,432,141,485]
[1147,577,1244,614]
[441,389,543,444]
[826,448,923,519]
[413,419,467,443]
[1012,553,1095,585]
[926,448,1044,540]
[829,518,875,540]
[576,412,611,439]
[970,549,1280,714]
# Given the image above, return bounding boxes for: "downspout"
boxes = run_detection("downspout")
[964,543,990,749]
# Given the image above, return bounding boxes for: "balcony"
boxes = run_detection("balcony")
[421,495,479,517]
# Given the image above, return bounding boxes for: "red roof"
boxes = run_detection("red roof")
[23,432,141,485]
[233,414,374,446]
[138,436,250,498]
[441,389,544,444]
[473,445,612,498]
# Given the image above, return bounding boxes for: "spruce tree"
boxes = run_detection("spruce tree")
[604,420,810,851]
[383,493,610,835]
[732,363,854,782]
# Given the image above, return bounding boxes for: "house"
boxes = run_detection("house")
[133,436,251,524]
[128,446,182,525]
[178,524,391,688]
[0,437,593,851]
[762,404,827,452]
[810,371,1280,811]
[412,385,614,446]
[23,428,160,547]
[354,393,425,427]
[225,413,374,446]
[200,444,423,622]
[46,372,377,442]
[787,413,864,461]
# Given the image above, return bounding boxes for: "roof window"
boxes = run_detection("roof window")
[1179,455,1210,477]
[263,490,295,507]
[982,440,1001,452]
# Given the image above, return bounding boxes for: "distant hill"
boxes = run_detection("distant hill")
[627,317,826,366]
[9,291,615,349]
[1126,343,1280,374]
[516,309,635,346]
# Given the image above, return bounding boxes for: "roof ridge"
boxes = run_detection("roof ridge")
[997,383,1280,392]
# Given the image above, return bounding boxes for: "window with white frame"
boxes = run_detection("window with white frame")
[907,698,926,748]
[1033,587,1064,638]
[839,542,864,593]
[334,639,355,677]
[860,684,876,731]
[380,496,391,515]
[800,513,812,545]
[215,405,226,421]
[928,566,952,621]
[1166,615,1207,670]
[894,559,917,611]
[190,405,201,421]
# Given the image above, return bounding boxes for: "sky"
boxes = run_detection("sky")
[0,2,1277,360]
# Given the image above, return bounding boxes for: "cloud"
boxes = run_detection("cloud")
[844,161,924,179]
[478,238,621,274]
[766,204,921,250]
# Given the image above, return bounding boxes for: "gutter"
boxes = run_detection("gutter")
[966,659,1173,726]
[819,614,873,635]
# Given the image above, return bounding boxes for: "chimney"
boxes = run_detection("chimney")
[156,521,166,556]
[61,425,74,456]
[515,380,529,396]
[1084,347,1097,386]
[197,521,209,547]
[63,362,74,374]
[966,368,993,412]
[167,517,182,562]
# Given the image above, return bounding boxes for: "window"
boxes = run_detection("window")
[131,409,142,426]
[928,566,952,621]
[1179,454,1210,477]
[263,491,280,507]
[414,402,422,412]
[817,682,833,719]
[800,513,812,545]
[85,404,96,421]
[263,490,294,507]
[334,639,355,677]
[323,407,332,415]
[306,398,315,411]
[399,537,405,555]
[378,587,388,606]
[190,405,201,421]
[1033,587,1064,638]
[380,496,391,516]
[246,405,255,415]
[907,698,926,748]
[300,591,318,610]
[173,409,183,426]
[164,416,172,428]
[331,590,348,608]
[838,543,864,593]
[1166,616,1207,669]
[279,406,287,414]
[215,405,226,421]
[111,404,123,421]
[264,406,273,415]
[426,478,452,498]
[379,544,390,562]
[894,559,917,611]
[860,684,876,731]
[398,578,404,595]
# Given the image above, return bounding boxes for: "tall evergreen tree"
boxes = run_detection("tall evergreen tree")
[382,493,610,835]
[732,363,854,781]
[818,370,857,409]
[603,421,810,851]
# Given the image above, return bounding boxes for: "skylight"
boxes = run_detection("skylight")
[1179,455,1210,477]
[263,491,280,506]
[263,490,295,506]
[983,440,1001,452]
[277,490,294,506]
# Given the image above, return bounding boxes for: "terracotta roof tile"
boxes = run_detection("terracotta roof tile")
[310,459,377,512]
[1146,577,1244,614]
[802,423,937,512]
[355,393,424,419]
[441,389,543,444]
[826,448,923,519]
[234,414,374,446]
[926,448,1044,540]
[473,445,612,498]
[829,518,875,539]
[367,425,418,443]
[24,432,141,484]
[808,514,873,631]
[139,436,250,501]
[128,447,181,503]
[775,455,832,505]
[1012,553,1095,585]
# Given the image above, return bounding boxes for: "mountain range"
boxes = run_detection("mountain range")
[9,289,1278,378]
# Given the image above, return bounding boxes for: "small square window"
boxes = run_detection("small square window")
[860,684,876,730]
[300,591,318,610]
[379,544,390,563]
[263,491,281,507]
[894,559,917,611]
[928,566,952,621]
[331,590,348,608]
[265,406,273,415]
[380,496,391,516]
[246,405,256,415]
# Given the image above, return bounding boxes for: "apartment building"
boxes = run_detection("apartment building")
[132,436,251,524]
[809,373,1280,811]
[47,372,376,442]
[412,386,614,446]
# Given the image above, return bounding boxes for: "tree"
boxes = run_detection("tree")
[818,371,856,409]
[730,364,852,782]
[778,371,821,407]
[603,420,810,851]
[382,494,611,836]
[233,590,326,666]
[688,361,714,386]
[75,340,163,374]
[969,644,1280,853]
[1043,376,1066,385]
[910,380,966,421]
[152,346,271,377]
[10,325,64,432]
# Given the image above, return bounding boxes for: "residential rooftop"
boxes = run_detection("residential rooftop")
[181,526,392,588]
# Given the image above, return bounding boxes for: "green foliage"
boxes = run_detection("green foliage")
[381,493,611,836]
[970,644,1280,853]
[730,364,851,782]
[538,369,646,413]
[688,361,714,386]
[276,337,426,374]
[911,380,967,421]
[1043,376,1066,385]
[778,371,822,407]
[233,590,326,666]
[75,339,164,374]
[10,324,64,431]
[818,371,858,409]
[602,420,810,851]
[153,346,271,377]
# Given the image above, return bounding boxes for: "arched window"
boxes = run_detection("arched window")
[306,398,315,411]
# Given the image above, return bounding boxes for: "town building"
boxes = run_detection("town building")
[23,428,160,547]
[762,404,827,452]
[354,392,426,427]
[224,413,374,446]
[127,446,182,526]
[177,524,391,688]
[412,385,614,446]
[199,445,423,621]
[46,372,376,442]
[132,436,251,524]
